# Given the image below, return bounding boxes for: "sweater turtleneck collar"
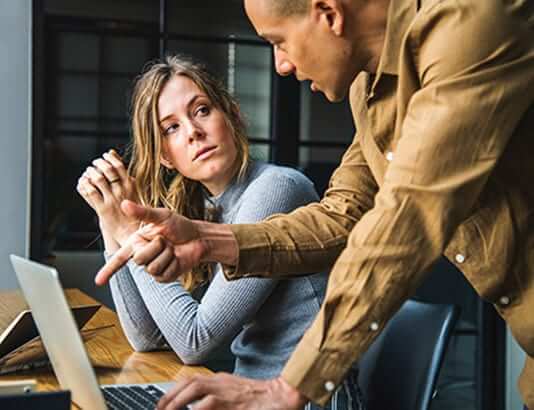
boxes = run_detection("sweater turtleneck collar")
[203,161,258,222]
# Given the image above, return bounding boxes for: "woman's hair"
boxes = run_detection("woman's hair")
[128,55,250,290]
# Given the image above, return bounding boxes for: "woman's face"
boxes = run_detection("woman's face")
[157,74,239,196]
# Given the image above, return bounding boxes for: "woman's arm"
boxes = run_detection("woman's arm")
[108,260,166,352]
[77,151,165,351]
[128,167,320,364]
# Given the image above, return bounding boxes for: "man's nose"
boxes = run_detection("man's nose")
[274,47,295,77]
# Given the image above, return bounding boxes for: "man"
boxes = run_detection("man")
[98,0,534,409]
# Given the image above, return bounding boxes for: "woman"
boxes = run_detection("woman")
[77,56,363,410]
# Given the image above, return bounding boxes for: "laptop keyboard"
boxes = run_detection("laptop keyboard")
[101,385,164,410]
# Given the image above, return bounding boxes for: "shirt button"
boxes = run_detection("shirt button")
[324,381,336,392]
[369,322,379,331]
[386,151,394,162]
[455,253,465,264]
[499,296,510,306]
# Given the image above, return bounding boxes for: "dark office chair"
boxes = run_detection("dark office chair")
[358,299,460,410]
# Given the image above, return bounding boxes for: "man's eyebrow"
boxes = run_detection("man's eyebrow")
[159,94,205,123]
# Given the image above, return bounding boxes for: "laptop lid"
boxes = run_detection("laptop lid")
[10,254,107,410]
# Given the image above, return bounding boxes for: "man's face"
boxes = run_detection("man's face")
[244,0,359,102]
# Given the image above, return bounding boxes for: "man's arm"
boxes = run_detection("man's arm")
[95,202,239,285]
[97,129,378,285]
[225,132,378,278]
[281,1,534,405]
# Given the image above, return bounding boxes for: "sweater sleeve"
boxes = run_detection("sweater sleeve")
[124,167,320,365]
[107,258,166,352]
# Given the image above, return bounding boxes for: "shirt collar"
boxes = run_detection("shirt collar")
[370,0,418,92]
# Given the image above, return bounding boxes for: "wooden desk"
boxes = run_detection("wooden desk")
[0,288,210,404]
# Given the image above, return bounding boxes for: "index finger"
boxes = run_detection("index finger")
[95,240,134,286]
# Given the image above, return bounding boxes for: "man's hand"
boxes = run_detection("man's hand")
[156,374,308,410]
[94,200,205,285]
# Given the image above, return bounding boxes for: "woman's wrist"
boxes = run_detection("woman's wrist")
[100,226,121,253]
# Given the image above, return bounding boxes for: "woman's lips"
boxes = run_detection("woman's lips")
[194,146,217,161]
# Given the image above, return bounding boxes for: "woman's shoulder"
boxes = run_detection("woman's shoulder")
[248,161,316,190]
[240,161,320,205]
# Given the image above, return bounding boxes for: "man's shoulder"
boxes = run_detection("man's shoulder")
[413,0,522,31]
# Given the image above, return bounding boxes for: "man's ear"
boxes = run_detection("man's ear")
[311,0,344,36]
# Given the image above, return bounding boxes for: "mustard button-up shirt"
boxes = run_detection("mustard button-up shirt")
[226,0,534,405]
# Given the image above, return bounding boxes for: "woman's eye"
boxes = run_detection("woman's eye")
[163,123,179,135]
[196,105,210,116]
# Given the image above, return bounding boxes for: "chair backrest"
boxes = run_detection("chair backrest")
[358,299,460,410]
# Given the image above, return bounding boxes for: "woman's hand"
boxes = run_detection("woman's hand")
[77,150,139,247]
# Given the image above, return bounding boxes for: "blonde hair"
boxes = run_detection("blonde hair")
[128,55,250,290]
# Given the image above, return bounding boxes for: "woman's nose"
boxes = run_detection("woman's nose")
[186,121,205,142]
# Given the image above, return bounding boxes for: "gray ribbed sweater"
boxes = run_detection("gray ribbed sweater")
[108,161,327,379]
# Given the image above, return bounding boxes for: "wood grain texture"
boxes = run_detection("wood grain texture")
[0,289,211,408]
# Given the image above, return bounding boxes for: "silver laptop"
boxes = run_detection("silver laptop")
[10,254,180,410]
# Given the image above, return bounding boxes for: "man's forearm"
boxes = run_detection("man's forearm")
[195,220,239,266]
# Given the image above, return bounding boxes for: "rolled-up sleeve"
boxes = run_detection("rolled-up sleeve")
[226,131,378,279]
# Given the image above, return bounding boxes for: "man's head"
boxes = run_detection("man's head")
[244,0,389,102]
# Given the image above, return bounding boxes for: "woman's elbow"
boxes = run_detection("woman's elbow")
[174,346,214,365]
[125,334,158,352]
[180,355,205,366]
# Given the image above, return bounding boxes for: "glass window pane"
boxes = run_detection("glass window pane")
[51,135,100,164]
[58,119,99,132]
[45,0,158,23]
[102,36,154,73]
[168,2,257,39]
[58,75,99,117]
[250,143,270,162]
[300,83,355,143]
[233,44,271,141]
[299,147,345,196]
[299,146,346,167]
[59,33,99,71]
[166,39,229,82]
[101,76,133,119]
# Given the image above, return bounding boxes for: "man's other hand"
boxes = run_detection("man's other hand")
[157,374,308,410]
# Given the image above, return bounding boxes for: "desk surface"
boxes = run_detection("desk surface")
[0,288,210,394]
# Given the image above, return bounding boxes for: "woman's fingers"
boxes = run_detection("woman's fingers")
[103,150,128,180]
[92,157,121,184]
[77,176,103,209]
[86,166,113,197]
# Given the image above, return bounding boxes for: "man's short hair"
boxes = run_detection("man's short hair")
[270,0,309,16]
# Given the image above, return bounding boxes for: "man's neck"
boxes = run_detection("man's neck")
[349,0,391,73]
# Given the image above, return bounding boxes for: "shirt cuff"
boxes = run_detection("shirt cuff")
[222,224,272,279]
[281,336,354,407]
